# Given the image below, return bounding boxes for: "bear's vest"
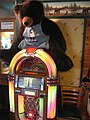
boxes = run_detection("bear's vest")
[18,23,49,49]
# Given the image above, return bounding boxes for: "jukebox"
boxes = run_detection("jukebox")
[8,48,58,120]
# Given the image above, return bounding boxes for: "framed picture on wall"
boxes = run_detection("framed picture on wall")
[41,1,90,17]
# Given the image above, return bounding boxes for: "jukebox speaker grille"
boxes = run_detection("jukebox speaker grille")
[24,96,39,119]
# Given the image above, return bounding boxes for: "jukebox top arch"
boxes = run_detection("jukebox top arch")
[10,48,57,78]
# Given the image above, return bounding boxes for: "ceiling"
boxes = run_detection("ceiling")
[0,0,24,18]
[0,1,14,10]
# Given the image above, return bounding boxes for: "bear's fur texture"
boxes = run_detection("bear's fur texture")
[0,0,73,71]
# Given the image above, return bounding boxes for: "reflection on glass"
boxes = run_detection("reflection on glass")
[0,32,14,74]
[1,32,14,49]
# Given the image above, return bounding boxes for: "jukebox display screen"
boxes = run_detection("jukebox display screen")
[17,76,44,90]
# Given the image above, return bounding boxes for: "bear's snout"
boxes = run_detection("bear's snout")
[22,16,33,27]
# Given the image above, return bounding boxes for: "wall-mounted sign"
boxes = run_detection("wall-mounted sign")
[0,22,14,29]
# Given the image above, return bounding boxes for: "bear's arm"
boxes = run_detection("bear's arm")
[41,17,66,52]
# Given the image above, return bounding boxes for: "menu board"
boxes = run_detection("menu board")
[1,22,14,29]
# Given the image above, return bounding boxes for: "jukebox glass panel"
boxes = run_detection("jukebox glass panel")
[15,76,44,91]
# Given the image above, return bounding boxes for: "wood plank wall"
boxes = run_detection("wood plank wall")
[83,19,90,80]
[82,19,90,119]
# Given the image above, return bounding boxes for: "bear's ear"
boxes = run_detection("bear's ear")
[14,4,23,21]
[14,4,22,15]
[14,1,30,15]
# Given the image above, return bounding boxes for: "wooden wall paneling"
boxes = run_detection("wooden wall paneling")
[83,19,90,79]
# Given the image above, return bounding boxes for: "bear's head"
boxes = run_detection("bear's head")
[14,0,44,27]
